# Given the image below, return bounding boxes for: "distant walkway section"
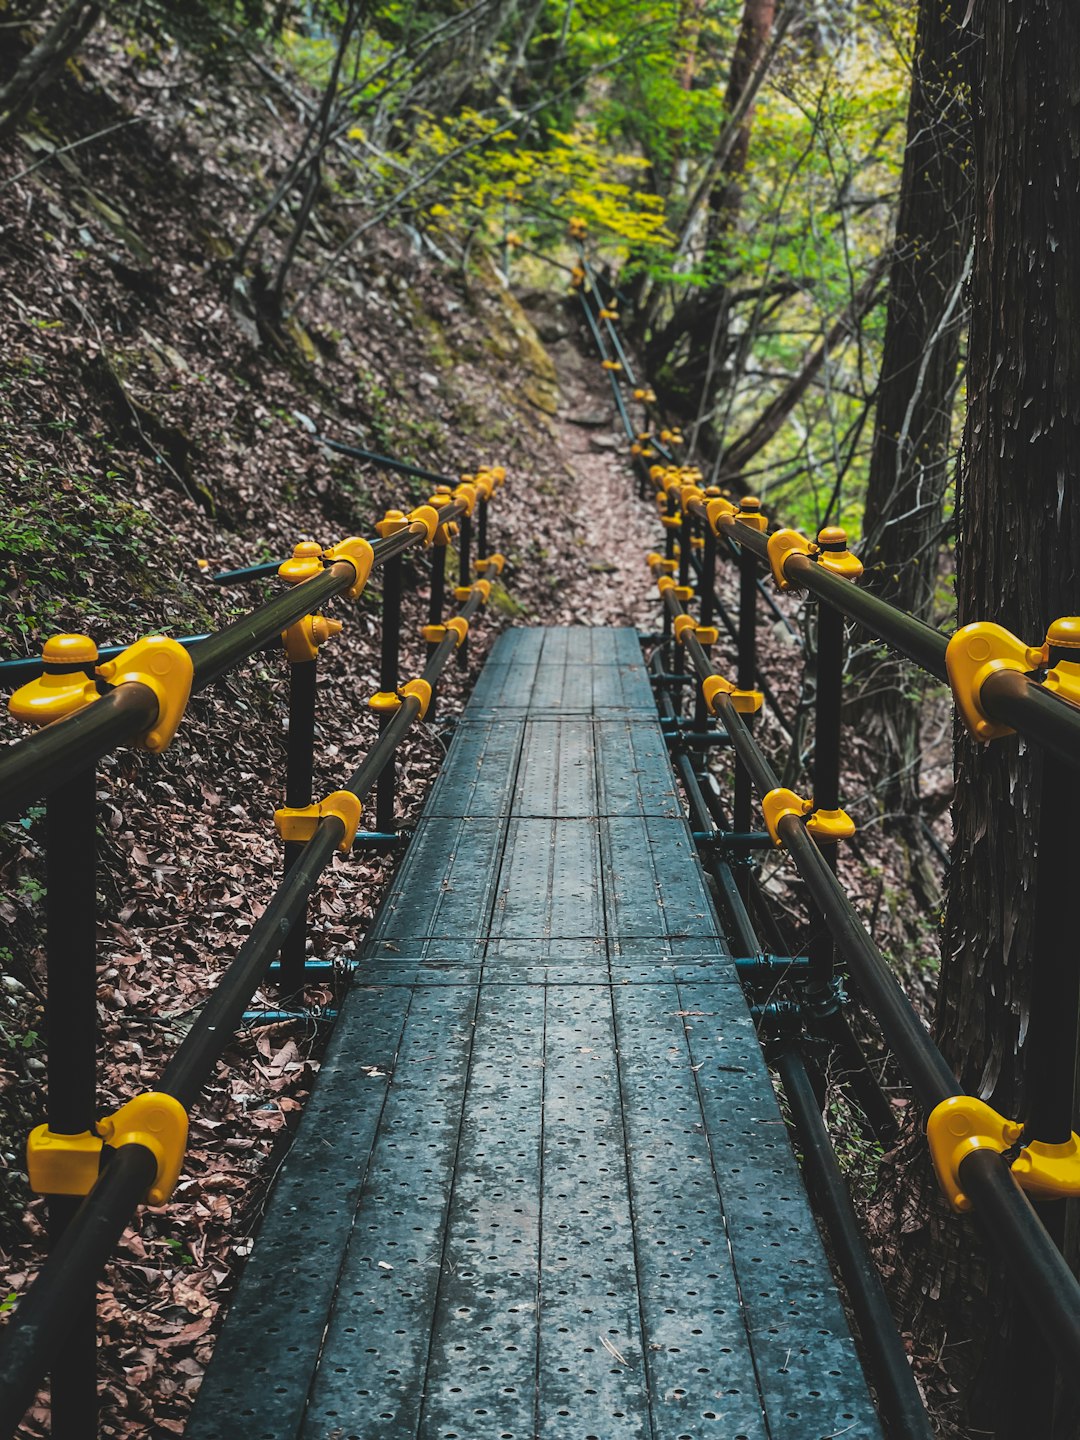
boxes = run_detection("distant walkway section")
[186,627,882,1440]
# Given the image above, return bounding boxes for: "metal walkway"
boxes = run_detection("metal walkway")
[187,627,883,1440]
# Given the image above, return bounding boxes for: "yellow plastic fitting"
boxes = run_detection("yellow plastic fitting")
[97,1093,189,1206]
[282,614,343,665]
[735,496,768,532]
[568,215,588,239]
[672,616,719,647]
[816,526,864,580]
[926,1096,1025,1213]
[96,637,194,754]
[401,678,433,718]
[422,618,469,647]
[455,579,491,602]
[368,690,402,713]
[323,536,375,600]
[9,634,101,728]
[453,481,477,516]
[767,528,816,591]
[634,387,657,404]
[28,1093,189,1206]
[945,623,1044,742]
[506,231,523,248]
[569,265,585,290]
[1041,617,1080,709]
[599,308,618,321]
[474,552,506,576]
[601,360,623,372]
[761,787,814,846]
[26,1126,103,1197]
[278,541,325,585]
[806,807,857,843]
[375,508,408,538]
[702,673,763,716]
[660,513,683,531]
[489,465,507,488]
[705,496,738,533]
[1012,1134,1080,1202]
[274,789,363,853]
[407,505,440,545]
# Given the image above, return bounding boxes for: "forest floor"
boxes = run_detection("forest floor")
[0,18,956,1438]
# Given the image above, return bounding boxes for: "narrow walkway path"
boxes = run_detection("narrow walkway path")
[186,628,882,1440]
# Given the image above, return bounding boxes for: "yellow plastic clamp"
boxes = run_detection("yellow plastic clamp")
[407,505,440,545]
[634,387,657,404]
[701,673,763,716]
[601,360,623,372]
[400,678,433,719]
[735,496,768,532]
[96,637,194,754]
[1043,618,1080,707]
[672,615,719,647]
[815,526,863,580]
[599,308,618,321]
[376,509,408,538]
[9,634,101,728]
[569,265,585,290]
[506,231,523,248]
[455,579,492,603]
[944,623,1045,742]
[453,481,478,516]
[926,1097,1025,1213]
[568,215,588,239]
[680,484,705,512]
[28,1092,189,1207]
[705,496,738,533]
[761,787,855,847]
[274,789,363,853]
[474,553,506,576]
[660,513,683,531]
[767,528,816,591]
[278,541,325,584]
[323,536,375,599]
[422,616,469,648]
[282,614,342,664]
[368,690,402,713]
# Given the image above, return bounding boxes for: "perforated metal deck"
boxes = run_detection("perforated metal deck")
[187,627,883,1440]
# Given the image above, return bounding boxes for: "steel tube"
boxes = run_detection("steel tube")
[280,658,317,1001]
[809,602,843,985]
[375,551,403,834]
[45,768,98,1440]
[777,1048,935,1440]
[316,434,455,488]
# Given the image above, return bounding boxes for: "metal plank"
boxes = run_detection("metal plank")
[601,817,715,939]
[676,978,884,1439]
[419,983,546,1440]
[185,982,414,1440]
[489,818,603,939]
[424,716,525,818]
[368,816,506,941]
[537,984,652,1440]
[612,981,769,1440]
[301,983,481,1440]
[513,719,597,817]
[594,719,683,818]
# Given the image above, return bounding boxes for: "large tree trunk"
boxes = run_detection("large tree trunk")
[853,0,974,824]
[903,5,1080,1435]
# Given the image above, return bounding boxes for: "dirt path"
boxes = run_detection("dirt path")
[539,320,659,631]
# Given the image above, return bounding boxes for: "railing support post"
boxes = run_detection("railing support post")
[734,541,758,899]
[457,508,472,671]
[376,551,403,833]
[695,518,717,735]
[809,600,843,989]
[45,767,98,1440]
[427,533,447,723]
[280,657,317,1003]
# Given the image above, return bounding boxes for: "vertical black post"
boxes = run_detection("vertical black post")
[280,656,316,1003]
[477,494,488,563]
[376,551,403,833]
[45,768,98,1440]
[662,491,678,662]
[457,507,472,671]
[427,532,447,722]
[695,518,717,734]
[808,600,843,989]
[734,538,758,900]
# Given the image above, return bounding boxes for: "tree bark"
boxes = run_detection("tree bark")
[906,5,1080,1434]
[853,0,974,820]
[0,0,101,137]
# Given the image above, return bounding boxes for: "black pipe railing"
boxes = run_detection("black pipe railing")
[0,473,499,1438]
